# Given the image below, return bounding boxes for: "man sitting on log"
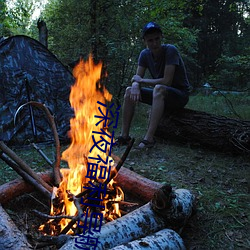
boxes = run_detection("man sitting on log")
[116,21,192,148]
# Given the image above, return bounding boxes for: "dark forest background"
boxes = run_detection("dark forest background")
[1,0,249,102]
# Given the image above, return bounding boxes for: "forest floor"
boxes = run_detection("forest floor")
[0,95,249,250]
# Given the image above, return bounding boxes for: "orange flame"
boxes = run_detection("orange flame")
[56,55,117,232]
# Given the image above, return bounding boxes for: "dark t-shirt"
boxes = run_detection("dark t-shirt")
[138,44,191,91]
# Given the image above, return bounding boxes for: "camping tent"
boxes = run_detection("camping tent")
[0,35,74,145]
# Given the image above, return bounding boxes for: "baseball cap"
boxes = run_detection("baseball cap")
[142,22,162,38]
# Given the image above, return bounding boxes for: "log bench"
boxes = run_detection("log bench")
[155,108,250,154]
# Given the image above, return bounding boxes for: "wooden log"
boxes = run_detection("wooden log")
[0,167,160,205]
[110,228,186,250]
[114,166,162,202]
[59,187,195,250]
[0,204,32,249]
[155,108,250,154]
[0,171,53,204]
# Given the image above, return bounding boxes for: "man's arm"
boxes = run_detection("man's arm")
[132,64,176,87]
[129,66,146,102]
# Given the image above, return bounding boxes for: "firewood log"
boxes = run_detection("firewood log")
[0,204,32,249]
[59,187,195,250]
[0,171,53,204]
[110,228,186,250]
[114,166,162,202]
[0,167,159,205]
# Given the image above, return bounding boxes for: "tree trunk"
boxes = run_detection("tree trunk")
[0,204,32,249]
[37,19,48,47]
[155,108,250,154]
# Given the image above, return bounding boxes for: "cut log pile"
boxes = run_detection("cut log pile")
[156,108,250,154]
[60,185,195,250]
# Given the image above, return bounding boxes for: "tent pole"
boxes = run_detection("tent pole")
[25,78,38,142]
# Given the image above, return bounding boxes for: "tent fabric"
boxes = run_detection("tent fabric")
[0,35,74,144]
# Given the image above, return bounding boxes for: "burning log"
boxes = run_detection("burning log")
[156,108,250,154]
[0,204,32,249]
[59,185,195,250]
[110,228,186,250]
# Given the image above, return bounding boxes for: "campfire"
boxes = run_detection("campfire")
[0,55,196,250]
[38,55,125,236]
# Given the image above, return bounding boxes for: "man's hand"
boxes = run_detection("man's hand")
[131,74,142,83]
[130,82,141,102]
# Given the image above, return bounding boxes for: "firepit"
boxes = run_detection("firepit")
[0,167,195,250]
[0,55,196,249]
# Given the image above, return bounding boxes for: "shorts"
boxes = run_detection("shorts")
[140,87,189,112]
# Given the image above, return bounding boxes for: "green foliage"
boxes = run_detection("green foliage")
[5,0,35,35]
[2,0,250,96]
[0,0,12,36]
[208,55,250,89]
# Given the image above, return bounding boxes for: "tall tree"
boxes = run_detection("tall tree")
[185,0,250,88]
[42,0,198,99]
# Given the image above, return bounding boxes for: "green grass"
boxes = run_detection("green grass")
[187,93,250,120]
[0,94,249,249]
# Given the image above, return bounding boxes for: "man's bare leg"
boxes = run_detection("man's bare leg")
[120,87,136,138]
[138,85,166,147]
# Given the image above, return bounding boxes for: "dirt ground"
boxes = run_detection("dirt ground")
[113,140,250,250]
[1,138,249,249]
